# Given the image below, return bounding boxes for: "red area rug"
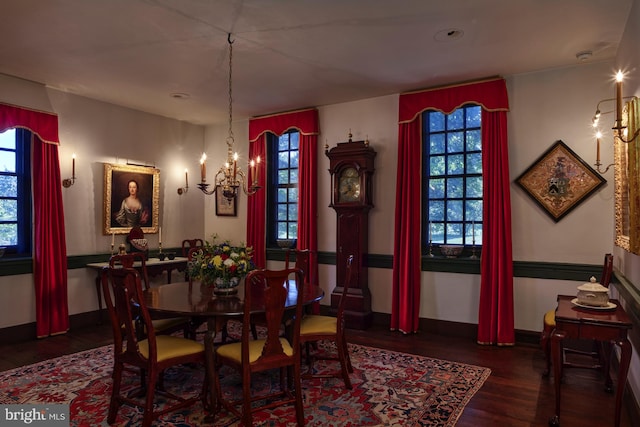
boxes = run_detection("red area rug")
[0,339,490,426]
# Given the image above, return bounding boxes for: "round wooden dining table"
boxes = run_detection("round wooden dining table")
[144,280,324,412]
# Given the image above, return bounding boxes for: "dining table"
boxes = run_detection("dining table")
[143,279,325,412]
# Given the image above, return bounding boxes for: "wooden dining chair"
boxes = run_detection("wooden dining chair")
[109,253,191,337]
[299,254,354,389]
[100,267,207,427]
[182,238,204,257]
[213,267,305,426]
[540,253,614,377]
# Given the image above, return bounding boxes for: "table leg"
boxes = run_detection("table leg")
[94,274,103,324]
[549,328,565,426]
[204,317,223,420]
[614,339,632,427]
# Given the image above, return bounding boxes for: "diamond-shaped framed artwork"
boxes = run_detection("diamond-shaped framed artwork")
[515,140,606,222]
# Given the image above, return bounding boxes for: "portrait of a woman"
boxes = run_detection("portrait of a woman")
[114,179,150,227]
[104,163,159,234]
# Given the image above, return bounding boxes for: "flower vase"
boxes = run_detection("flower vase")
[213,276,241,296]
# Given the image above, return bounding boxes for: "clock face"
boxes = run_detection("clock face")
[338,167,360,202]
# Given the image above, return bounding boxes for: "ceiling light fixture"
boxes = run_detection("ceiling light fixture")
[198,33,261,200]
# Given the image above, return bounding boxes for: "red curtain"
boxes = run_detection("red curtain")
[392,78,512,343]
[247,135,267,268]
[477,110,514,345]
[247,109,319,285]
[391,118,423,333]
[0,102,69,337]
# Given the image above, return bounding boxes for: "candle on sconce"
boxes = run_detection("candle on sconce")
[250,159,256,184]
[159,227,162,244]
[184,169,189,188]
[233,152,238,179]
[111,232,115,246]
[71,153,76,179]
[200,153,207,182]
[615,70,624,129]
[429,221,432,242]
[596,131,602,163]
[256,156,261,183]
[472,221,475,244]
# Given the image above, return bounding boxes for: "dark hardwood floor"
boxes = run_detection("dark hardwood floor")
[0,321,634,426]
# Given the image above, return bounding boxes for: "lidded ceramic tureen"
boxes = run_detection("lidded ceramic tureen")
[576,276,609,307]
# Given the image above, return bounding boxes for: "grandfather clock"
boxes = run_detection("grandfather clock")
[326,136,376,329]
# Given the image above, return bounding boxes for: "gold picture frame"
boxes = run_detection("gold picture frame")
[515,140,606,222]
[215,187,237,217]
[104,163,160,234]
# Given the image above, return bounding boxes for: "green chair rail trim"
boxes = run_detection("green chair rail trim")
[0,248,602,282]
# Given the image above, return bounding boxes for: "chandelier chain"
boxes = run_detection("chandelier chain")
[227,34,234,154]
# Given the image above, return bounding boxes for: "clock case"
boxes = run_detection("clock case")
[326,139,376,329]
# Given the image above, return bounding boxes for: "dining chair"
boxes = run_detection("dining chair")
[100,267,207,427]
[109,253,191,337]
[213,267,306,426]
[299,254,354,389]
[249,248,312,340]
[182,238,204,257]
[540,253,614,377]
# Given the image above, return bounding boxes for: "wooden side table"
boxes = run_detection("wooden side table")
[549,295,632,427]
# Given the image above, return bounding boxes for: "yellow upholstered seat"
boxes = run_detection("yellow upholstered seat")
[543,309,556,328]
[299,255,354,389]
[216,337,293,363]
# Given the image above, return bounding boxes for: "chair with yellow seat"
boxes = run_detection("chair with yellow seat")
[213,267,306,426]
[100,267,207,427]
[109,253,191,337]
[540,253,614,377]
[299,254,354,389]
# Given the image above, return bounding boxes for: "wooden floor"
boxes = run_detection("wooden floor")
[0,321,634,427]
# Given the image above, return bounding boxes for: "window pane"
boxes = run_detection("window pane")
[288,187,298,202]
[289,169,298,184]
[446,177,463,198]
[430,134,445,154]
[0,151,16,173]
[0,223,17,246]
[466,130,481,151]
[466,153,482,173]
[0,199,17,221]
[466,200,483,221]
[447,154,464,174]
[277,188,287,203]
[0,129,15,149]
[277,204,287,220]
[278,152,289,169]
[429,112,445,132]
[277,222,288,239]
[466,176,482,198]
[447,109,464,130]
[290,151,299,168]
[447,200,463,221]
[430,155,445,175]
[278,137,289,151]
[466,106,482,127]
[288,223,297,238]
[428,178,444,198]
[447,132,464,153]
[446,223,463,243]
[0,175,17,197]
[277,170,289,185]
[288,204,297,220]
[429,200,444,221]
[290,132,299,149]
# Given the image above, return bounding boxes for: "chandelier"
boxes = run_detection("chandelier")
[198,33,261,199]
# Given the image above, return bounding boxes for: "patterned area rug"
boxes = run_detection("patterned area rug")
[0,338,490,426]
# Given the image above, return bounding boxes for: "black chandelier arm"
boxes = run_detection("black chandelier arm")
[197,183,217,195]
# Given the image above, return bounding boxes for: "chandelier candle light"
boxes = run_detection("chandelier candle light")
[198,33,261,200]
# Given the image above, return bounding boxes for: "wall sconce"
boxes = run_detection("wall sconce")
[591,70,639,174]
[62,153,76,187]
[177,168,189,195]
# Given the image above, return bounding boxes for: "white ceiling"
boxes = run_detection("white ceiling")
[0,0,632,125]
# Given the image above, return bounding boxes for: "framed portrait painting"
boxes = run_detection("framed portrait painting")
[515,140,606,222]
[104,163,160,234]
[215,187,237,217]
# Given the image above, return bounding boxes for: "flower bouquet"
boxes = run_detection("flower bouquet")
[187,235,256,294]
